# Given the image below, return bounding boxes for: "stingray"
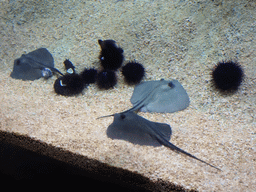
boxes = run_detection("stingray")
[127,79,190,113]
[10,48,63,81]
[99,79,190,118]
[103,111,221,170]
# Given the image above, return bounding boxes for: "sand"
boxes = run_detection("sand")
[0,0,255,191]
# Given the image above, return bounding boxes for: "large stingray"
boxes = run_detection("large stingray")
[10,48,63,80]
[105,111,221,170]
[99,79,190,118]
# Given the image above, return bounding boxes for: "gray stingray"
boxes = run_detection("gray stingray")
[10,48,63,81]
[104,111,221,171]
[127,79,190,113]
[98,79,190,119]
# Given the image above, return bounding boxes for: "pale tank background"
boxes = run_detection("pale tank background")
[0,0,255,191]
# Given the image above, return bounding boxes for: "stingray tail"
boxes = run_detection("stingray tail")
[96,114,115,119]
[26,57,64,76]
[50,67,64,76]
[119,105,141,114]
[97,107,141,119]
[156,136,221,171]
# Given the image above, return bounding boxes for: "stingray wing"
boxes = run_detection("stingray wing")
[24,48,54,69]
[151,121,172,141]
[10,57,43,80]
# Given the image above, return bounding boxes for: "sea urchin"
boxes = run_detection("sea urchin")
[211,61,244,92]
[122,61,145,85]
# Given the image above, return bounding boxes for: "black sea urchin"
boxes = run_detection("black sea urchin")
[98,39,124,71]
[212,61,244,92]
[122,61,145,85]
[54,73,85,96]
[80,68,98,84]
[63,59,76,74]
[97,70,117,90]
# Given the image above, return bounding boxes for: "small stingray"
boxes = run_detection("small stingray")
[126,79,190,113]
[104,111,221,170]
[10,48,63,81]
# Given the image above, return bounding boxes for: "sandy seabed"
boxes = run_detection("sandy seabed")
[0,0,255,191]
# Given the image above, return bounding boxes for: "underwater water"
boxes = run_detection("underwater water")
[0,0,255,191]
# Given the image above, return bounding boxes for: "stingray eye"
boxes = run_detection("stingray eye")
[16,59,21,65]
[120,114,126,120]
[168,82,175,88]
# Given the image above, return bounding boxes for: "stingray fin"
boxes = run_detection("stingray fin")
[155,122,172,141]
